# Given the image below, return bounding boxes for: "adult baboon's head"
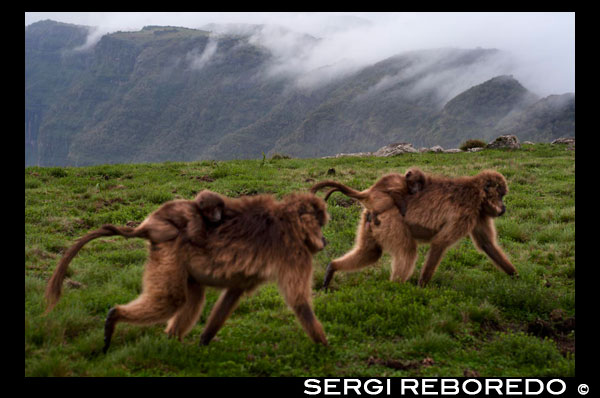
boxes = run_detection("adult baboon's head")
[289,194,329,253]
[479,170,509,217]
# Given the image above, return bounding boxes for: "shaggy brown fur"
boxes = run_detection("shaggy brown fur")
[311,167,427,226]
[44,190,225,313]
[44,192,330,352]
[322,169,517,289]
[102,189,224,246]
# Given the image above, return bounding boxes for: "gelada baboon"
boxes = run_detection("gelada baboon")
[311,167,427,226]
[103,189,225,246]
[321,169,517,289]
[45,190,225,313]
[45,192,330,352]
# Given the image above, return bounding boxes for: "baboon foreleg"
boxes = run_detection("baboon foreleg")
[199,287,244,346]
[470,217,517,276]
[279,267,327,345]
[291,302,327,345]
[165,280,206,341]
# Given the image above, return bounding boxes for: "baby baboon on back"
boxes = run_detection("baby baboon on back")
[104,189,225,246]
[404,167,428,195]
[322,169,517,289]
[45,192,330,351]
[45,190,225,313]
[311,167,427,226]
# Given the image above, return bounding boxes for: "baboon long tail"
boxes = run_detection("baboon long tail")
[310,181,367,201]
[44,224,139,313]
[323,188,340,201]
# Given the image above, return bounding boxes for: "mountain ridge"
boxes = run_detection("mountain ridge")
[25,20,575,166]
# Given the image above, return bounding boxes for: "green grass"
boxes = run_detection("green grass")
[25,144,575,376]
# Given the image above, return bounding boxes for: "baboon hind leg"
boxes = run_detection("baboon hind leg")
[103,290,186,353]
[165,280,206,341]
[417,222,467,287]
[325,215,382,289]
[389,239,418,283]
[103,249,188,353]
[417,242,452,288]
[324,244,382,289]
[199,287,245,346]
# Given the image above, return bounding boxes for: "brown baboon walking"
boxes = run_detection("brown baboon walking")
[45,192,330,352]
[311,167,427,226]
[321,169,517,289]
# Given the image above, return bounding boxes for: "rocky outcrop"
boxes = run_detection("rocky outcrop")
[487,135,521,149]
[372,142,419,157]
[551,137,575,145]
[551,137,575,151]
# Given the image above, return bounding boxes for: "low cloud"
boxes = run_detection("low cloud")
[26,12,574,96]
[186,38,218,70]
[72,26,109,52]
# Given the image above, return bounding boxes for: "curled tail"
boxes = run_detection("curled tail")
[44,224,140,313]
[310,180,367,202]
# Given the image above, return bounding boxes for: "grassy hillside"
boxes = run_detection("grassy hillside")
[25,144,574,376]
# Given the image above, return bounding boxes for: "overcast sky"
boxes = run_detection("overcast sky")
[25,12,575,96]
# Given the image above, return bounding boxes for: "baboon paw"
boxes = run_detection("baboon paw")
[199,335,212,346]
[103,307,118,353]
[322,263,335,291]
[165,325,185,342]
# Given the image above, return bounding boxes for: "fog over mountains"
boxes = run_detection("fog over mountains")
[25,20,575,166]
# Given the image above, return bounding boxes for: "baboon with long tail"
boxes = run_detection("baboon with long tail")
[45,192,330,352]
[319,170,517,289]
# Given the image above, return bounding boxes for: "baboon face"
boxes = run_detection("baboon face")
[203,203,223,223]
[298,196,330,253]
[405,168,426,194]
[197,192,225,223]
[481,174,508,217]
